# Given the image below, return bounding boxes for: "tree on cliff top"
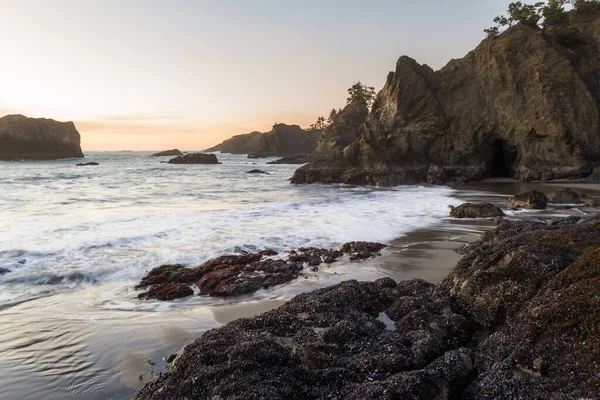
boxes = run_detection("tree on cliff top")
[347,81,377,107]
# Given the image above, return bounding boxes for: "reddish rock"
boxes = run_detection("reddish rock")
[138,283,194,301]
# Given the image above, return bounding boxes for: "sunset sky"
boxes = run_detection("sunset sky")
[0,0,509,150]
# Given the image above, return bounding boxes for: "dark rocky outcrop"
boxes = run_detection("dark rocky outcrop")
[293,10,600,186]
[506,189,548,209]
[267,153,312,164]
[0,268,10,275]
[207,125,320,157]
[205,131,262,154]
[584,199,600,207]
[450,202,505,218]
[548,187,582,203]
[75,162,99,166]
[136,242,386,301]
[167,153,220,164]
[246,169,268,174]
[0,114,84,161]
[137,215,600,400]
[151,149,183,157]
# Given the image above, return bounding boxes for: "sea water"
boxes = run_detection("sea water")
[0,152,459,399]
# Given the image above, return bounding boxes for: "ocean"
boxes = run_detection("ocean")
[0,151,481,399]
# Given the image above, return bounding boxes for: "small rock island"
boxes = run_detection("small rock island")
[0,114,84,161]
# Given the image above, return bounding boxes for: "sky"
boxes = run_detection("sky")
[0,0,510,150]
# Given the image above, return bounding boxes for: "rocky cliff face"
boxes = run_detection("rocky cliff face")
[0,115,84,161]
[206,124,320,156]
[293,10,600,185]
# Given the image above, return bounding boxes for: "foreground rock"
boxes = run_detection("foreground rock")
[151,149,183,157]
[75,162,99,166]
[0,114,84,161]
[136,242,386,300]
[167,153,220,164]
[267,153,312,165]
[506,190,548,209]
[450,202,505,218]
[293,10,600,186]
[137,215,600,399]
[548,187,582,204]
[207,124,320,157]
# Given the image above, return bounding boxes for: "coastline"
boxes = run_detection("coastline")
[136,183,600,399]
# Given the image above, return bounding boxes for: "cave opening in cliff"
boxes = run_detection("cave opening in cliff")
[489,140,517,178]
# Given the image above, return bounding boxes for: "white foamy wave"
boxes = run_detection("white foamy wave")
[0,153,458,306]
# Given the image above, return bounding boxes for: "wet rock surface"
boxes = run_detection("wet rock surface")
[137,215,600,399]
[150,149,183,157]
[75,162,99,166]
[0,268,10,275]
[136,242,386,300]
[506,189,548,209]
[246,169,268,174]
[548,187,582,203]
[449,202,505,218]
[167,153,221,164]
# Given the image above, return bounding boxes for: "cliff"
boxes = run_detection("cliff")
[0,115,84,161]
[293,9,600,185]
[206,124,320,156]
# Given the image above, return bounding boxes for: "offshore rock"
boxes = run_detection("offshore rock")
[76,162,99,166]
[0,114,84,161]
[293,12,600,186]
[450,202,505,218]
[150,149,183,157]
[267,153,312,164]
[207,125,320,157]
[506,190,548,209]
[167,153,220,164]
[137,215,600,399]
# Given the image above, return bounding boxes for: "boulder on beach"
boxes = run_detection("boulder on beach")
[167,153,221,164]
[0,114,84,161]
[506,190,548,209]
[151,149,183,157]
[246,169,268,174]
[548,187,582,204]
[449,202,505,218]
[76,162,99,166]
[136,215,600,400]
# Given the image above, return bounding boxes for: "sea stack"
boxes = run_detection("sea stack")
[0,114,84,161]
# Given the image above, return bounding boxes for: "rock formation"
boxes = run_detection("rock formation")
[151,149,183,157]
[206,125,320,157]
[167,153,220,164]
[450,202,505,218]
[293,9,600,186]
[137,215,600,399]
[506,190,548,209]
[205,131,262,154]
[267,153,312,164]
[76,162,99,166]
[135,242,385,301]
[0,114,84,161]
[548,187,582,203]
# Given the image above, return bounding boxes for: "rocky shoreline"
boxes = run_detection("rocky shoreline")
[136,213,600,399]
